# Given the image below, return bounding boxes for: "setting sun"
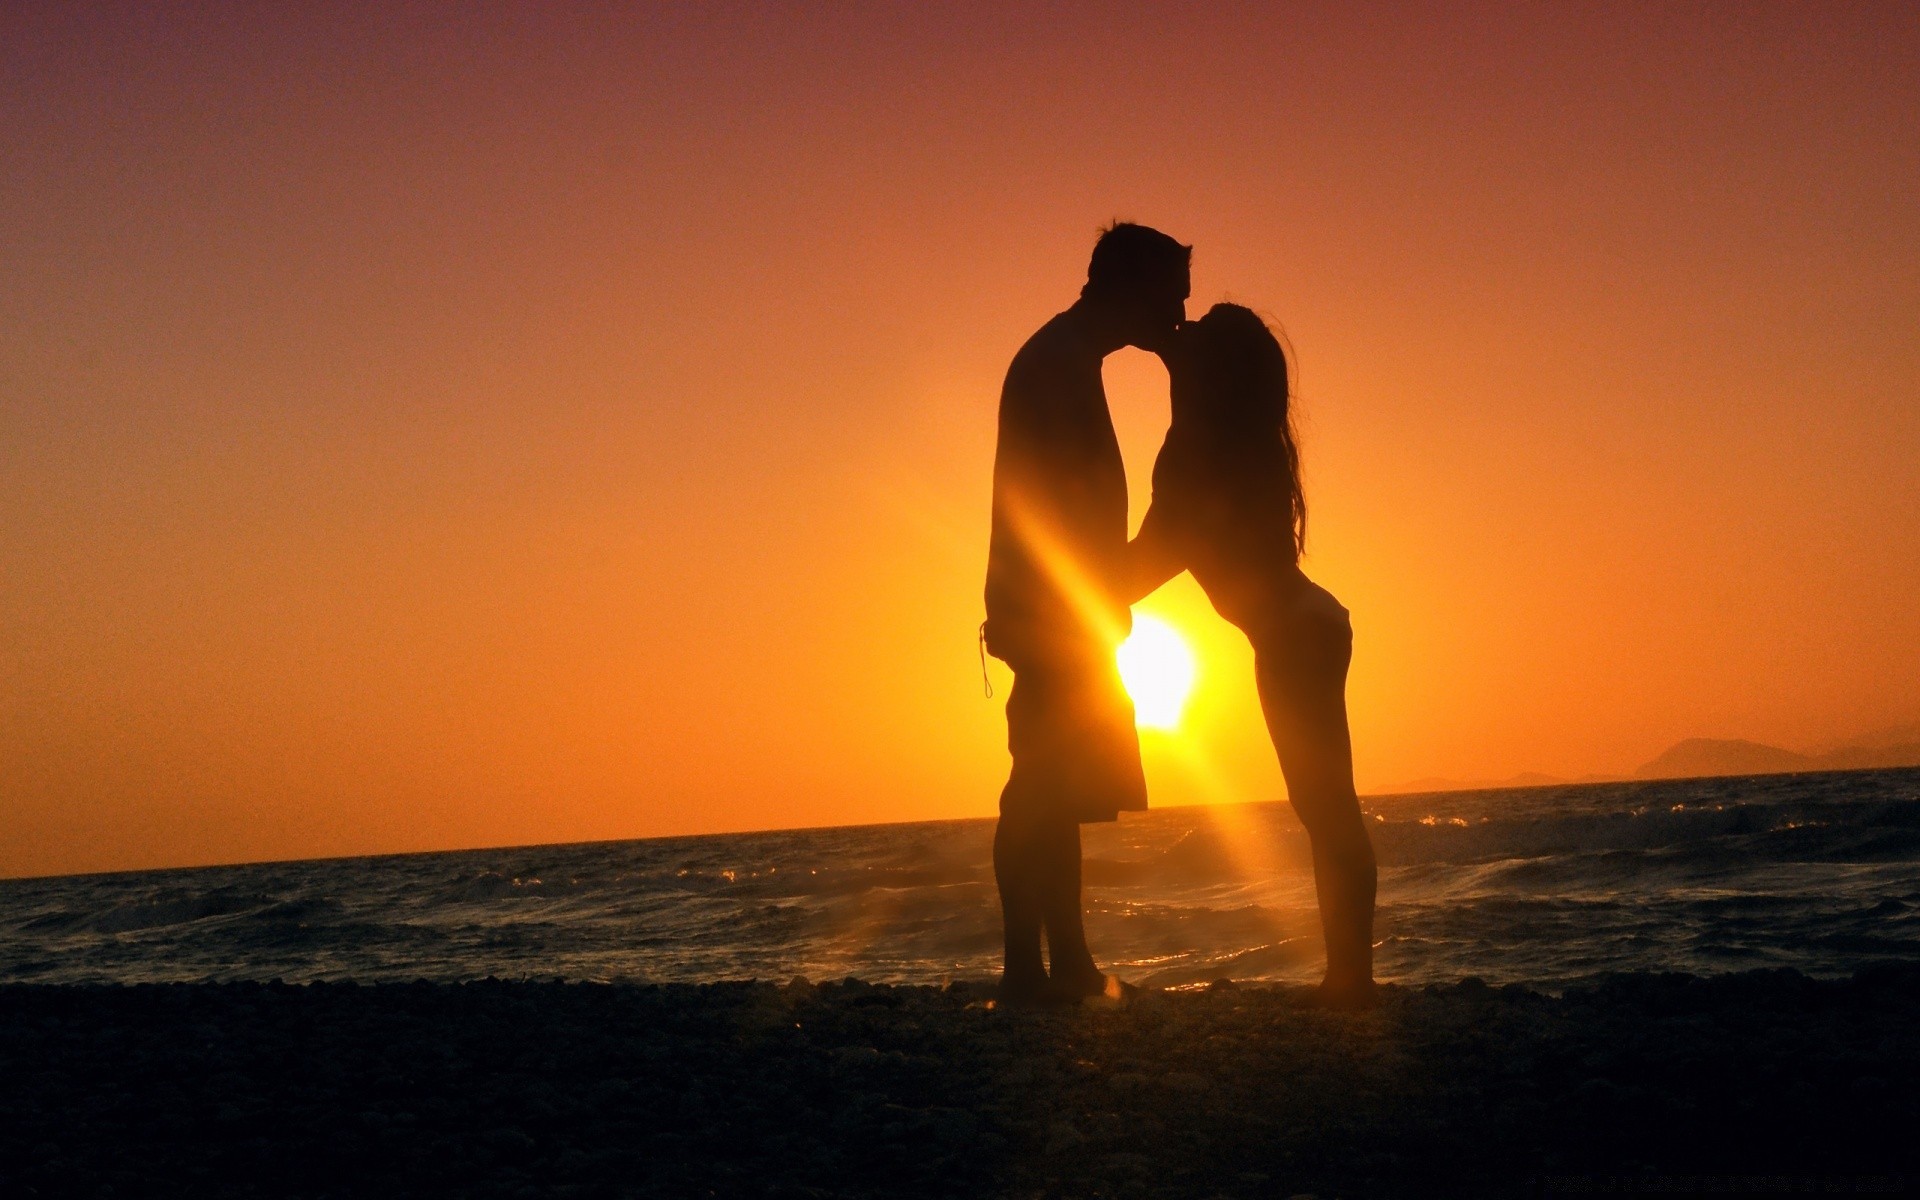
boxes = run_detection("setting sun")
[1117,614,1197,730]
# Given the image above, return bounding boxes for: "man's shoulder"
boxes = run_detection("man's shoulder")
[1004,312,1100,399]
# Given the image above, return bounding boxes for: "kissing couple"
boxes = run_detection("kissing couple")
[981,223,1379,1010]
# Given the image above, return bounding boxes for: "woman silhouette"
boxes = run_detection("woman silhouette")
[1129,303,1379,1007]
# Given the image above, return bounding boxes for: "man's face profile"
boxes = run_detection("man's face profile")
[1129,265,1189,349]
[1161,266,1192,333]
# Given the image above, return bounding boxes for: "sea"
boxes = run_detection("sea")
[4,768,1918,991]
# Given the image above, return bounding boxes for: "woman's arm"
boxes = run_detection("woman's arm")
[1126,430,1199,604]
[1125,500,1186,604]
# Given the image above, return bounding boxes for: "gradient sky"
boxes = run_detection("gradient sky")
[4,3,1917,878]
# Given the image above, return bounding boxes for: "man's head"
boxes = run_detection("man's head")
[1081,222,1191,350]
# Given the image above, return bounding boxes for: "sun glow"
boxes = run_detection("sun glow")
[1117,614,1197,730]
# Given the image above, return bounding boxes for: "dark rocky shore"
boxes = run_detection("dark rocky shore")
[4,968,1917,1198]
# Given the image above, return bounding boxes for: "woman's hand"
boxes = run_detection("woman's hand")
[1124,506,1186,605]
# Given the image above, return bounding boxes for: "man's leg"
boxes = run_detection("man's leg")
[1037,815,1106,996]
[993,795,1047,1000]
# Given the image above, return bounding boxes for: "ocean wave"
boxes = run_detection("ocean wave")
[19,888,280,935]
[439,871,575,902]
[3,767,1916,987]
[1369,798,1920,867]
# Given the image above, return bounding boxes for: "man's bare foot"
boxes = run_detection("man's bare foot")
[994,970,1051,1007]
[1310,975,1380,1011]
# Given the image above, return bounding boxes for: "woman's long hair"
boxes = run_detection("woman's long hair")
[1187,303,1307,558]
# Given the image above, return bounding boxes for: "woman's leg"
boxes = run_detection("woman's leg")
[1252,584,1378,1004]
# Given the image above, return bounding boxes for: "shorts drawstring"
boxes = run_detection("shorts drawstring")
[977,622,994,698]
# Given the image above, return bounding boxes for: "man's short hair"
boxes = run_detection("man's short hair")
[1083,223,1191,299]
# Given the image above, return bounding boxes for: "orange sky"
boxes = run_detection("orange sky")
[4,4,1917,878]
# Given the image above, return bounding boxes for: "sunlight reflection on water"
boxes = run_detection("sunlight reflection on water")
[3,769,1917,989]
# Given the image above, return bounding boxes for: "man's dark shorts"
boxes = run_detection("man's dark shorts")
[1001,659,1148,824]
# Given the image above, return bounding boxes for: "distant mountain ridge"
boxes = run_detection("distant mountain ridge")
[1635,733,1920,780]
[1378,722,1920,794]
[1634,738,1814,779]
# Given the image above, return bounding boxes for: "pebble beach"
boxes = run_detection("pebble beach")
[5,967,1916,1198]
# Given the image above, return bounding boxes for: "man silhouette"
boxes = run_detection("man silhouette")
[983,222,1191,1002]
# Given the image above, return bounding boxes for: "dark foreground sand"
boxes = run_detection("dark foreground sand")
[3,968,1916,1199]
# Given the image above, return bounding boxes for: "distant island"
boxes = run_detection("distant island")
[1379,722,1920,795]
